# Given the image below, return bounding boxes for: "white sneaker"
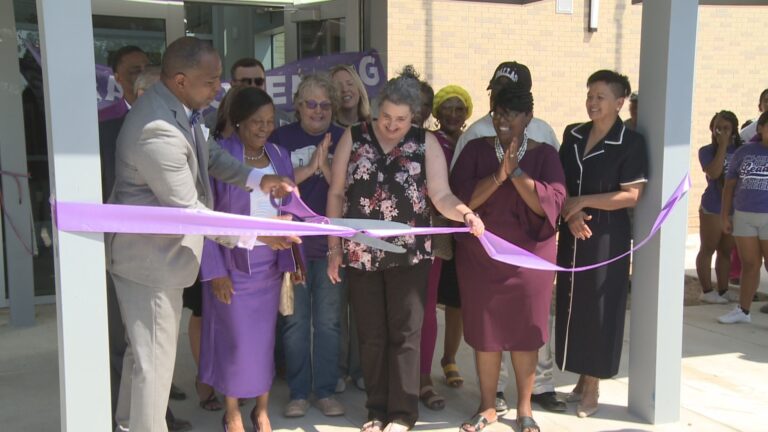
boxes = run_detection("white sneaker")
[700,290,728,304]
[724,290,740,302]
[717,306,751,324]
[335,377,347,393]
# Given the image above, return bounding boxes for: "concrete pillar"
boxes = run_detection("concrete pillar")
[36,0,111,429]
[629,0,698,424]
[0,0,36,326]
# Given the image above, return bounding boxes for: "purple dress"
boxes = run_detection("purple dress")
[450,138,566,351]
[198,136,296,398]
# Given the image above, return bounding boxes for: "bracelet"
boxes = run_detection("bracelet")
[327,245,342,256]
[491,172,502,186]
[462,211,478,224]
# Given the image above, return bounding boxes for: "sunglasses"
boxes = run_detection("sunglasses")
[303,99,333,111]
[238,77,265,86]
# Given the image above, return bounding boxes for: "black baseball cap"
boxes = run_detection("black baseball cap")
[487,61,532,92]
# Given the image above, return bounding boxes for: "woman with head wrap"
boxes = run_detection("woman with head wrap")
[450,83,566,432]
[326,73,484,432]
[555,70,648,418]
[418,85,473,411]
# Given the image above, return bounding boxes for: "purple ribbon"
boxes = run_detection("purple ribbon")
[53,174,690,272]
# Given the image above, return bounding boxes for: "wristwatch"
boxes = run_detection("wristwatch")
[510,167,524,179]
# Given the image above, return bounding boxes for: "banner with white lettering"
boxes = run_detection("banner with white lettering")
[95,50,386,121]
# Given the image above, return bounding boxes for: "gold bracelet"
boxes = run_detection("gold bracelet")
[327,244,342,256]
[492,173,502,186]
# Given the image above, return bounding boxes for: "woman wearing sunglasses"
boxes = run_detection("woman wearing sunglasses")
[268,73,348,418]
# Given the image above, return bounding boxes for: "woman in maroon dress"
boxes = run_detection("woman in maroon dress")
[451,86,566,432]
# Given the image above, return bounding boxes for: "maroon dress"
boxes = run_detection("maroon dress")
[450,138,566,351]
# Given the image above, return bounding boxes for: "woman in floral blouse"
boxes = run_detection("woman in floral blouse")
[326,74,484,432]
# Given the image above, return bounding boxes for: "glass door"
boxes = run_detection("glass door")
[8,0,182,302]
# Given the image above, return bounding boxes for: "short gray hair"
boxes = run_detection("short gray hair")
[293,73,340,114]
[377,74,421,116]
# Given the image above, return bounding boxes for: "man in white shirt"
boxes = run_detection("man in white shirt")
[450,62,559,171]
[739,88,768,142]
[452,61,565,415]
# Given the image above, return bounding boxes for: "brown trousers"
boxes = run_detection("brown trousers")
[347,261,431,428]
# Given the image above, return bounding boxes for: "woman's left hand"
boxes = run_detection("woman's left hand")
[464,213,485,237]
[319,134,332,172]
[562,196,587,221]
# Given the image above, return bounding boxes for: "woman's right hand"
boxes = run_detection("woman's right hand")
[211,276,234,304]
[258,235,301,250]
[722,216,733,234]
[714,127,731,148]
[567,211,593,240]
[327,248,343,284]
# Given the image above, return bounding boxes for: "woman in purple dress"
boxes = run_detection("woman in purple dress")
[450,85,566,432]
[199,87,300,432]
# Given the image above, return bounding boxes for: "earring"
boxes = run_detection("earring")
[235,123,240,128]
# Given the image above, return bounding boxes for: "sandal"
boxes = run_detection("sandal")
[419,385,446,411]
[516,416,540,432]
[442,362,464,388]
[361,420,385,432]
[196,378,223,411]
[459,414,495,432]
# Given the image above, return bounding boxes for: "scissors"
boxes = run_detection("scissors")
[271,191,408,253]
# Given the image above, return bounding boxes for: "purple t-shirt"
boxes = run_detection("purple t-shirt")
[698,143,737,214]
[269,122,345,260]
[726,142,768,213]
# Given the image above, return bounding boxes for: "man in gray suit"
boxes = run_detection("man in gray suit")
[108,36,294,432]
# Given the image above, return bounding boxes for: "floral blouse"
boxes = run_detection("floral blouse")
[343,122,432,271]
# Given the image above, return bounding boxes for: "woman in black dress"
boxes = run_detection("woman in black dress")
[555,70,648,418]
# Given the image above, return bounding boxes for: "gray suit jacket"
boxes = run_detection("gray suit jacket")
[107,82,251,289]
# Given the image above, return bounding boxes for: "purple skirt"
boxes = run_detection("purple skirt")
[199,246,282,398]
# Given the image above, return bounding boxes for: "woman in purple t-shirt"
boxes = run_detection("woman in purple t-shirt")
[718,111,768,324]
[695,111,742,304]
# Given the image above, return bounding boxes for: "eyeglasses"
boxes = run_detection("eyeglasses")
[491,110,523,122]
[237,77,265,87]
[303,99,333,111]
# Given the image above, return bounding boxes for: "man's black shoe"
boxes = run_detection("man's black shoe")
[166,412,193,432]
[169,383,187,401]
[495,391,509,414]
[531,391,566,412]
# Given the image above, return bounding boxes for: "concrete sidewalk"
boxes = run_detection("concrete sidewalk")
[2,234,767,431]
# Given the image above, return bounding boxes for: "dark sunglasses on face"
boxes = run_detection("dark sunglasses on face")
[238,77,265,86]
[303,99,332,111]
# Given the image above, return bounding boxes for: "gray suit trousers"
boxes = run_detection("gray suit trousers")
[112,272,184,432]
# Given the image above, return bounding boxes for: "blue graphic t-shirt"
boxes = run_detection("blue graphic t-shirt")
[726,142,768,213]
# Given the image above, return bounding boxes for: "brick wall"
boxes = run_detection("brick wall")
[384,0,767,233]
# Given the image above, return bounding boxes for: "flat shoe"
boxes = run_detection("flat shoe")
[360,420,385,432]
[531,391,566,412]
[516,416,540,432]
[284,399,310,418]
[495,391,508,415]
[419,385,446,411]
[565,391,582,403]
[459,414,495,432]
